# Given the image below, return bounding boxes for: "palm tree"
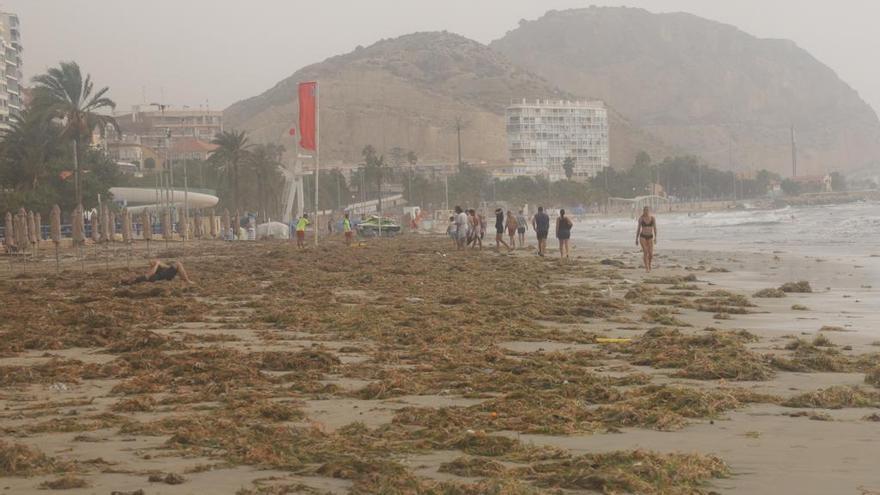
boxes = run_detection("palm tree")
[247,143,284,221]
[0,109,64,191]
[210,130,251,212]
[31,61,118,206]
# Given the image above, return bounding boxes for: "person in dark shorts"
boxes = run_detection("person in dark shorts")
[556,208,573,259]
[124,260,193,285]
[532,206,550,257]
[494,208,511,252]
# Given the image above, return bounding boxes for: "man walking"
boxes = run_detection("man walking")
[516,209,528,247]
[454,206,468,251]
[532,206,550,257]
[342,212,353,246]
[494,208,511,252]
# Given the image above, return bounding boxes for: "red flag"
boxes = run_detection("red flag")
[298,82,317,151]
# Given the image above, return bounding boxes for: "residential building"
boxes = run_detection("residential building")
[506,99,609,181]
[0,11,22,130]
[105,105,223,172]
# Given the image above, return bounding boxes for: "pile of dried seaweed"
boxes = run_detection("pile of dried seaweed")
[0,440,66,476]
[622,327,773,380]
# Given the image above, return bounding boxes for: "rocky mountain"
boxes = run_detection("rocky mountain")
[491,7,880,175]
[224,31,669,167]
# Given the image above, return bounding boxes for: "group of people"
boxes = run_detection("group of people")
[447,204,658,270]
[448,205,576,258]
[292,212,355,248]
[123,205,658,286]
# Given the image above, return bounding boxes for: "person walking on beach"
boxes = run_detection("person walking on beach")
[636,206,657,272]
[516,209,528,247]
[469,209,482,250]
[447,215,456,247]
[556,208,573,259]
[532,206,550,257]
[494,208,511,252]
[454,206,468,251]
[505,210,518,249]
[342,212,353,246]
[295,214,310,248]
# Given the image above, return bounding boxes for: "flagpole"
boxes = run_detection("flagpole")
[314,81,320,246]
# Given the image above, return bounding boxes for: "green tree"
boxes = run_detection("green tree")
[780,178,802,196]
[143,157,156,170]
[0,109,65,191]
[562,157,575,180]
[31,61,118,206]
[362,145,386,212]
[248,143,284,221]
[210,130,251,211]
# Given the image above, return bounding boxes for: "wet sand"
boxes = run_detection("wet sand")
[1,236,879,494]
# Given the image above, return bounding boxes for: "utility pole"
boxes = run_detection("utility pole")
[444,175,449,211]
[790,125,798,177]
[698,165,703,207]
[455,117,463,168]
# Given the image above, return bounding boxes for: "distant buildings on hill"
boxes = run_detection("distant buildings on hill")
[98,105,223,174]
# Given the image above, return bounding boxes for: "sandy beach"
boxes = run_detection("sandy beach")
[1,234,879,494]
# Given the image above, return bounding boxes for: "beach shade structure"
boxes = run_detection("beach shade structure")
[50,205,61,271]
[34,212,42,244]
[109,209,117,239]
[141,210,152,256]
[72,205,84,245]
[99,204,111,243]
[222,209,230,240]
[121,208,132,243]
[26,210,37,246]
[90,211,100,243]
[209,209,217,239]
[194,210,203,239]
[3,211,14,250]
[141,210,152,241]
[16,209,30,252]
[161,209,171,241]
[50,206,61,245]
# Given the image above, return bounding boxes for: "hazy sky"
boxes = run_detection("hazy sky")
[6,0,880,114]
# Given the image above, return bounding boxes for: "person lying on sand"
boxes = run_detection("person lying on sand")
[123,259,193,285]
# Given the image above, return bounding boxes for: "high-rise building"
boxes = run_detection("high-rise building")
[506,99,609,181]
[0,11,22,130]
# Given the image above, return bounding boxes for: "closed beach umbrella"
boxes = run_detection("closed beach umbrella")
[72,205,84,244]
[194,210,203,239]
[90,211,100,243]
[99,205,110,243]
[161,209,171,240]
[34,212,42,243]
[16,209,30,250]
[109,209,117,239]
[3,211,13,249]
[141,210,152,241]
[209,209,217,238]
[122,208,132,243]
[26,210,36,245]
[50,205,61,245]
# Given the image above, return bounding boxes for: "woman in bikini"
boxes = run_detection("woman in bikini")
[636,206,657,272]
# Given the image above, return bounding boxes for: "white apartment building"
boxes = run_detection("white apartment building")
[506,99,609,181]
[0,11,22,130]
